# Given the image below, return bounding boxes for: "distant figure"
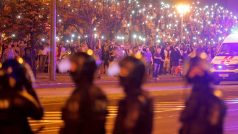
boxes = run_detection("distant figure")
[0,58,43,134]
[179,56,226,134]
[23,44,37,76]
[113,56,153,134]
[60,52,108,134]
[3,45,17,60]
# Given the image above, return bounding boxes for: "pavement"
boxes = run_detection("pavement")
[35,73,183,88]
[29,77,238,134]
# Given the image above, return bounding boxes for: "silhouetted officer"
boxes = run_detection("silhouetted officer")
[60,52,108,134]
[0,58,43,134]
[179,56,226,134]
[113,56,153,134]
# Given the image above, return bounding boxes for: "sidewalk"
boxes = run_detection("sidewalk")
[35,73,183,88]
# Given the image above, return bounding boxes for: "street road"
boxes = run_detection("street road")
[30,81,238,134]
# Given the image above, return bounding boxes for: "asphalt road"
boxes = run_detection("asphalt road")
[30,81,238,134]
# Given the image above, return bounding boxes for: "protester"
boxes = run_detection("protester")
[3,45,17,60]
[153,47,163,80]
[143,47,153,77]
[179,55,226,134]
[60,52,108,134]
[170,46,181,75]
[0,58,43,134]
[163,46,170,74]
[113,56,153,134]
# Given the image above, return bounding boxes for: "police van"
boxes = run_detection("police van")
[211,34,238,84]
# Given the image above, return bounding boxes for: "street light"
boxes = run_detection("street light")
[176,4,190,16]
[176,4,190,43]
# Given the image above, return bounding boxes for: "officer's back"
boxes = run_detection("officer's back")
[60,52,108,134]
[0,58,43,134]
[113,56,153,134]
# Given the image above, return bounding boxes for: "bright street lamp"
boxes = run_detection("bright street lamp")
[176,4,190,43]
[176,4,190,17]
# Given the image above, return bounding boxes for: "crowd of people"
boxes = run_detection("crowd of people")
[0,39,216,80]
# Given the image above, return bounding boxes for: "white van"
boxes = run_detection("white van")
[211,34,238,84]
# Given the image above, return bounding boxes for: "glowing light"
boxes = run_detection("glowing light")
[41,38,45,42]
[176,4,190,16]
[17,57,24,64]
[231,27,238,34]
[133,34,137,39]
[116,36,125,40]
[135,52,142,59]
[17,15,21,19]
[200,52,208,59]
[1,33,5,38]
[94,34,98,38]
[218,65,223,69]
[11,34,16,38]
[87,49,94,56]
[214,89,223,97]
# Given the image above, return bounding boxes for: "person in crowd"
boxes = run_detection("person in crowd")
[3,45,17,60]
[170,46,181,76]
[163,46,170,74]
[159,46,165,74]
[14,44,20,57]
[113,56,153,134]
[60,52,108,134]
[142,47,153,77]
[153,47,163,80]
[94,46,103,79]
[23,44,37,76]
[37,46,44,72]
[179,55,226,134]
[0,58,43,134]
[102,45,110,74]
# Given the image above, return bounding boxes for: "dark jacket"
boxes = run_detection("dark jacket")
[170,48,181,66]
[113,91,153,134]
[0,90,43,134]
[61,85,108,134]
[179,88,226,134]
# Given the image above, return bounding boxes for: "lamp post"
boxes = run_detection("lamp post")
[176,4,190,44]
[49,0,56,81]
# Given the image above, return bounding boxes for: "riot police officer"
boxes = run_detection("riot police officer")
[179,55,226,134]
[0,58,43,134]
[60,52,108,134]
[113,56,153,134]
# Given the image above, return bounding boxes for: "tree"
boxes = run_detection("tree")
[57,0,125,48]
[0,0,49,45]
